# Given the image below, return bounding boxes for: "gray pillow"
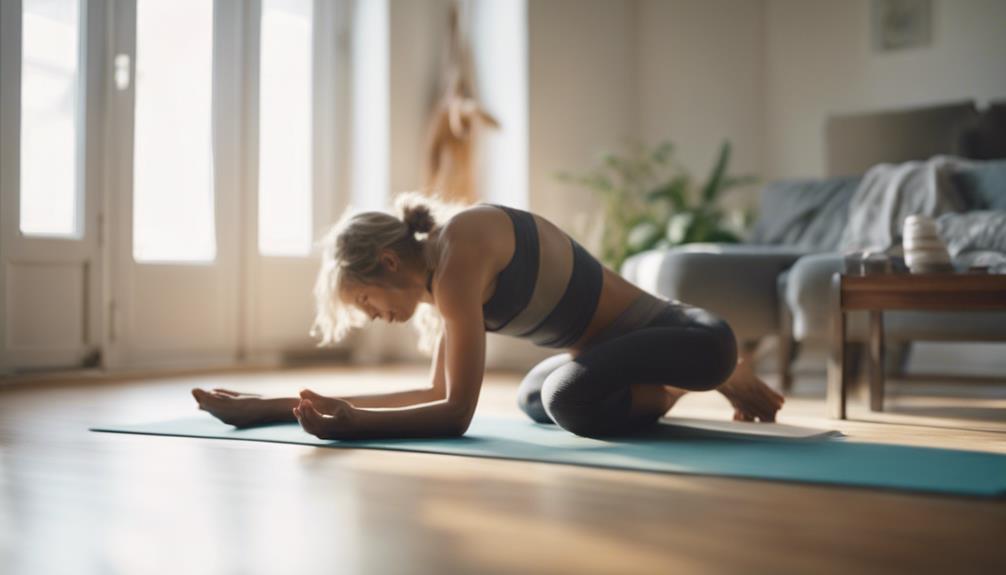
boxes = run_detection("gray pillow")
[951,160,1006,210]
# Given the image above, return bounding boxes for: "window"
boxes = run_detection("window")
[258,0,314,257]
[20,0,82,238]
[132,0,215,263]
[471,0,528,209]
[350,0,388,212]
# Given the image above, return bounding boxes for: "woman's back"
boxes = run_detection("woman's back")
[439,203,648,353]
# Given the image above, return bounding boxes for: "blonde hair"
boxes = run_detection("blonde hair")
[311,191,466,354]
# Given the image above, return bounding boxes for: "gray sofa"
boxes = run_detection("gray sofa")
[621,159,1006,390]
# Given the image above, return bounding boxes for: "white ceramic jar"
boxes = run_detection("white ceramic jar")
[902,215,952,273]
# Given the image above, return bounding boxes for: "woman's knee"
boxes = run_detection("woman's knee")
[709,320,739,385]
[516,353,570,424]
[683,307,735,342]
[516,382,552,424]
[682,309,738,389]
[540,363,633,437]
[686,330,737,392]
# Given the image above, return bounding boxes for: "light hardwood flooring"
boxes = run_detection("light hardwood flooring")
[1,364,1004,575]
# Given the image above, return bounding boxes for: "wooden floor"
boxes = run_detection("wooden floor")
[1,364,1004,575]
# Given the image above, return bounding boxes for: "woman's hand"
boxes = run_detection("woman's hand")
[293,397,358,440]
[298,389,356,412]
[192,388,265,428]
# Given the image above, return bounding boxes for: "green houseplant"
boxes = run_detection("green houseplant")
[558,140,756,271]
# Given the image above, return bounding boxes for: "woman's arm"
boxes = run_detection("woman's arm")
[346,310,483,438]
[296,317,483,439]
[333,333,447,408]
[196,334,449,428]
[296,244,486,439]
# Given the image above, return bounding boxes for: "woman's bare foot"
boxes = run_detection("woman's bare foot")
[716,366,785,423]
[629,383,689,422]
[191,388,296,428]
[662,385,688,414]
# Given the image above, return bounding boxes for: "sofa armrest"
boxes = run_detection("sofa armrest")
[621,244,813,342]
[781,253,845,343]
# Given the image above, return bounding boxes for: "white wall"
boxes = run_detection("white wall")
[636,0,766,209]
[388,0,452,198]
[634,0,1006,191]
[528,0,639,234]
[765,0,1006,179]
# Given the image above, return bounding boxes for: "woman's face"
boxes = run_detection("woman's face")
[339,275,420,324]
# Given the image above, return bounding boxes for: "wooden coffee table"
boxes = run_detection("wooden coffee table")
[827,272,1006,419]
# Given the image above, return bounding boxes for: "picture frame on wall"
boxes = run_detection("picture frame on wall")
[871,0,933,52]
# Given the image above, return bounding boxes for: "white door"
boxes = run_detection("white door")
[105,0,243,369]
[2,0,347,375]
[0,0,103,374]
[106,0,345,369]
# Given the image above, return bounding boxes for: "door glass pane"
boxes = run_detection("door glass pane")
[472,0,528,209]
[350,0,388,212]
[20,0,81,238]
[132,0,215,263]
[258,0,313,257]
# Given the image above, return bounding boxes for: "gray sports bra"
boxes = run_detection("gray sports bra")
[466,203,604,348]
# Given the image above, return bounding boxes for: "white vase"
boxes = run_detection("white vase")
[902,215,952,273]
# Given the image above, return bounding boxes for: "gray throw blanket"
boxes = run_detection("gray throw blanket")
[936,211,1006,273]
[840,156,969,252]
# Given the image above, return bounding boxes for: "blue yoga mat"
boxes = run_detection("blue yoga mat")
[91,415,1006,497]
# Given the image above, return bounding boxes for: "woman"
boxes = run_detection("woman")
[192,193,784,439]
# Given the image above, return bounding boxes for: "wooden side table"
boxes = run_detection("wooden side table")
[827,272,1006,419]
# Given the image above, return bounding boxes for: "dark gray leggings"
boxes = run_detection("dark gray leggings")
[516,302,737,438]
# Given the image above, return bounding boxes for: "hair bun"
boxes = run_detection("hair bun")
[403,204,435,235]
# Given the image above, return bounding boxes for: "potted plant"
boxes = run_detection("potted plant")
[558,140,756,271]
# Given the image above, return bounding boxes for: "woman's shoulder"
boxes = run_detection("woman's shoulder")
[438,203,509,241]
[432,204,510,283]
